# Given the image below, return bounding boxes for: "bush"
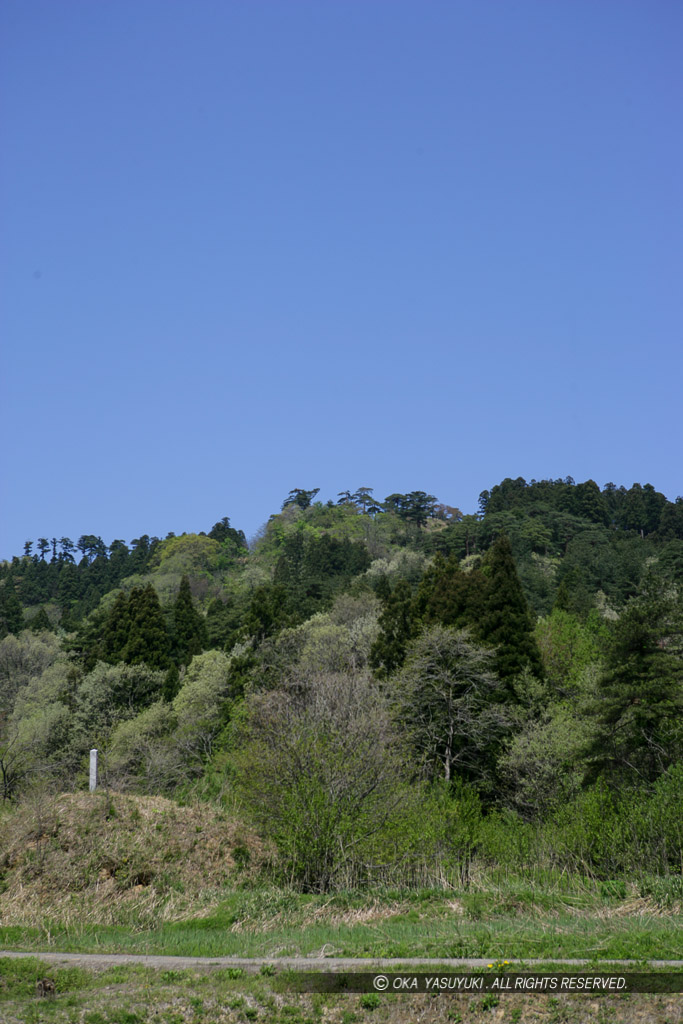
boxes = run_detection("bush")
[232,671,404,891]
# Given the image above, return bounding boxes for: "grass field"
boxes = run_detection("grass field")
[1,794,682,1021]
[1,879,682,961]
[2,957,683,1024]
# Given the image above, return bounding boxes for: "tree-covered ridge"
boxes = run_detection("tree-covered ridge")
[0,477,681,892]
[2,478,681,633]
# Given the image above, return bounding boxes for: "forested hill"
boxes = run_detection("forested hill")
[1,477,681,886]
[2,478,681,640]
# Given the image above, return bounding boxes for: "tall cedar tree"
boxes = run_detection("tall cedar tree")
[100,591,131,662]
[587,576,683,786]
[418,554,486,629]
[0,585,24,638]
[173,576,208,665]
[125,585,171,669]
[370,579,417,678]
[29,608,52,632]
[477,535,543,682]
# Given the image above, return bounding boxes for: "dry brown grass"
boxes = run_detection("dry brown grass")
[0,790,267,926]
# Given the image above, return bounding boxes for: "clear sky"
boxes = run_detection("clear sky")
[1,0,681,557]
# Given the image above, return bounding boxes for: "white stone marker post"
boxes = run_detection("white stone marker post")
[89,748,98,792]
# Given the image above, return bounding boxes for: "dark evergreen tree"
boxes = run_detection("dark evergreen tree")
[29,607,52,632]
[208,517,247,548]
[281,488,320,510]
[0,584,24,638]
[575,480,609,526]
[369,579,417,678]
[477,535,543,682]
[162,663,180,702]
[244,584,293,641]
[100,591,132,662]
[383,491,437,527]
[418,554,486,630]
[125,585,171,669]
[173,576,208,665]
[206,596,241,650]
[57,562,80,612]
[108,540,131,586]
[588,576,683,787]
[59,537,76,562]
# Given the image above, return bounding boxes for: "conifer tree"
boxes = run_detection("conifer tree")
[101,591,131,662]
[477,534,543,682]
[588,575,683,786]
[125,585,171,669]
[173,576,208,665]
[0,584,24,638]
[370,579,417,678]
[29,608,52,632]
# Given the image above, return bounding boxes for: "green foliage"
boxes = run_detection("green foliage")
[171,650,232,771]
[417,538,542,684]
[383,491,437,527]
[369,579,416,678]
[397,626,509,785]
[151,534,222,574]
[106,701,177,790]
[124,585,172,669]
[172,576,208,665]
[477,535,543,681]
[588,575,683,786]
[28,607,52,632]
[208,516,247,549]
[534,608,606,695]
[273,531,371,619]
[497,699,594,819]
[232,671,404,891]
[0,583,24,638]
[282,487,320,510]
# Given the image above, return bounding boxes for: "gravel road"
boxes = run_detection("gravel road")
[1,951,682,971]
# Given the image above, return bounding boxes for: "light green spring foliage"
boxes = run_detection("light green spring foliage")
[103,650,234,789]
[534,608,607,695]
[173,650,230,720]
[75,662,166,739]
[233,670,404,891]
[363,549,429,588]
[151,534,222,574]
[397,625,509,785]
[247,592,381,689]
[172,650,232,766]
[497,701,594,819]
[0,630,63,713]
[293,596,380,676]
[106,700,177,789]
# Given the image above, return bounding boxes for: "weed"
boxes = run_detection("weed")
[281,1006,304,1022]
[359,992,381,1011]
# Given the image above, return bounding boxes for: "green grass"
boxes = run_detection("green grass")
[1,956,682,1024]
[1,881,681,961]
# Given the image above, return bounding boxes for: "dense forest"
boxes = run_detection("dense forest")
[1,478,682,892]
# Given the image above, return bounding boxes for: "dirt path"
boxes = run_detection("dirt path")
[1,951,682,971]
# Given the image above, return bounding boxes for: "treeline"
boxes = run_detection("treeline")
[0,519,246,633]
[0,477,681,892]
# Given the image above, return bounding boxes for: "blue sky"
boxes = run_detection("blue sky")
[1,0,681,557]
